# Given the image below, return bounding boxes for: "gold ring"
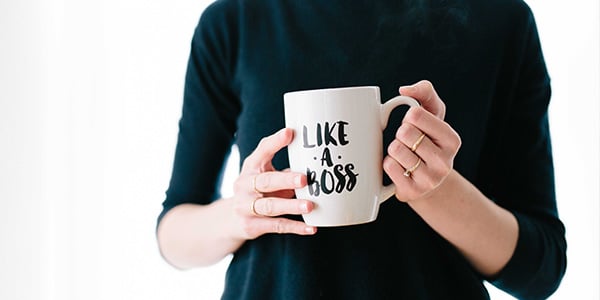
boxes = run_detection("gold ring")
[411,133,426,152]
[403,158,422,177]
[252,175,263,195]
[251,197,262,217]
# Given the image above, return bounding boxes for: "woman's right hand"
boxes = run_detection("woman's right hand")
[158,128,315,268]
[230,128,317,241]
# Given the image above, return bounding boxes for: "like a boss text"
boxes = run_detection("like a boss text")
[302,120,359,196]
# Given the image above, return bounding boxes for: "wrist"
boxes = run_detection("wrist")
[407,168,455,207]
[219,197,248,244]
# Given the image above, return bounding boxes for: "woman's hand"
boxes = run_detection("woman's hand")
[158,128,316,269]
[384,80,462,202]
[382,81,518,277]
[230,128,317,241]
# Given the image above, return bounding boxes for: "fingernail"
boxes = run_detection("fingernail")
[401,85,416,93]
[305,226,316,234]
[300,202,309,213]
[294,175,303,187]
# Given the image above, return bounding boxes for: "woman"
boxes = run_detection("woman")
[157,0,566,299]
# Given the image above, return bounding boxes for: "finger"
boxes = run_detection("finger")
[243,128,294,171]
[253,197,314,217]
[386,139,432,183]
[253,171,307,194]
[399,80,445,119]
[383,156,417,197]
[248,218,317,237]
[402,107,461,151]
[395,123,428,152]
[394,123,442,164]
[383,155,433,201]
[274,169,297,198]
[387,139,423,171]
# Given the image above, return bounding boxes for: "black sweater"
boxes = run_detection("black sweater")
[160,0,567,299]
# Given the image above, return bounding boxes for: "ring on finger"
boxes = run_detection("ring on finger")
[411,133,427,152]
[252,174,263,195]
[403,158,422,178]
[251,197,263,217]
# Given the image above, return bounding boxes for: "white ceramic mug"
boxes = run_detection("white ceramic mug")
[284,86,419,227]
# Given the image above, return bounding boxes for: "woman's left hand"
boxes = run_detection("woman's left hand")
[384,80,462,202]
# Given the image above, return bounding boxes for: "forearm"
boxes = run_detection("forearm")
[157,198,243,269]
[408,170,519,277]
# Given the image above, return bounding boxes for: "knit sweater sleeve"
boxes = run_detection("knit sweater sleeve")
[485,3,567,299]
[158,0,240,224]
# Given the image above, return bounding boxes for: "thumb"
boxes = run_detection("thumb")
[399,80,446,119]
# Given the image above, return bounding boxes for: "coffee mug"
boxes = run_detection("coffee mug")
[284,86,419,226]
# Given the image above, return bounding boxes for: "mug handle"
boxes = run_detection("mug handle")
[379,95,420,203]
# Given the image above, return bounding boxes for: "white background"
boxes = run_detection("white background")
[0,0,597,299]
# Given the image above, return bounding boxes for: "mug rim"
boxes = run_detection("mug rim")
[284,86,380,98]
